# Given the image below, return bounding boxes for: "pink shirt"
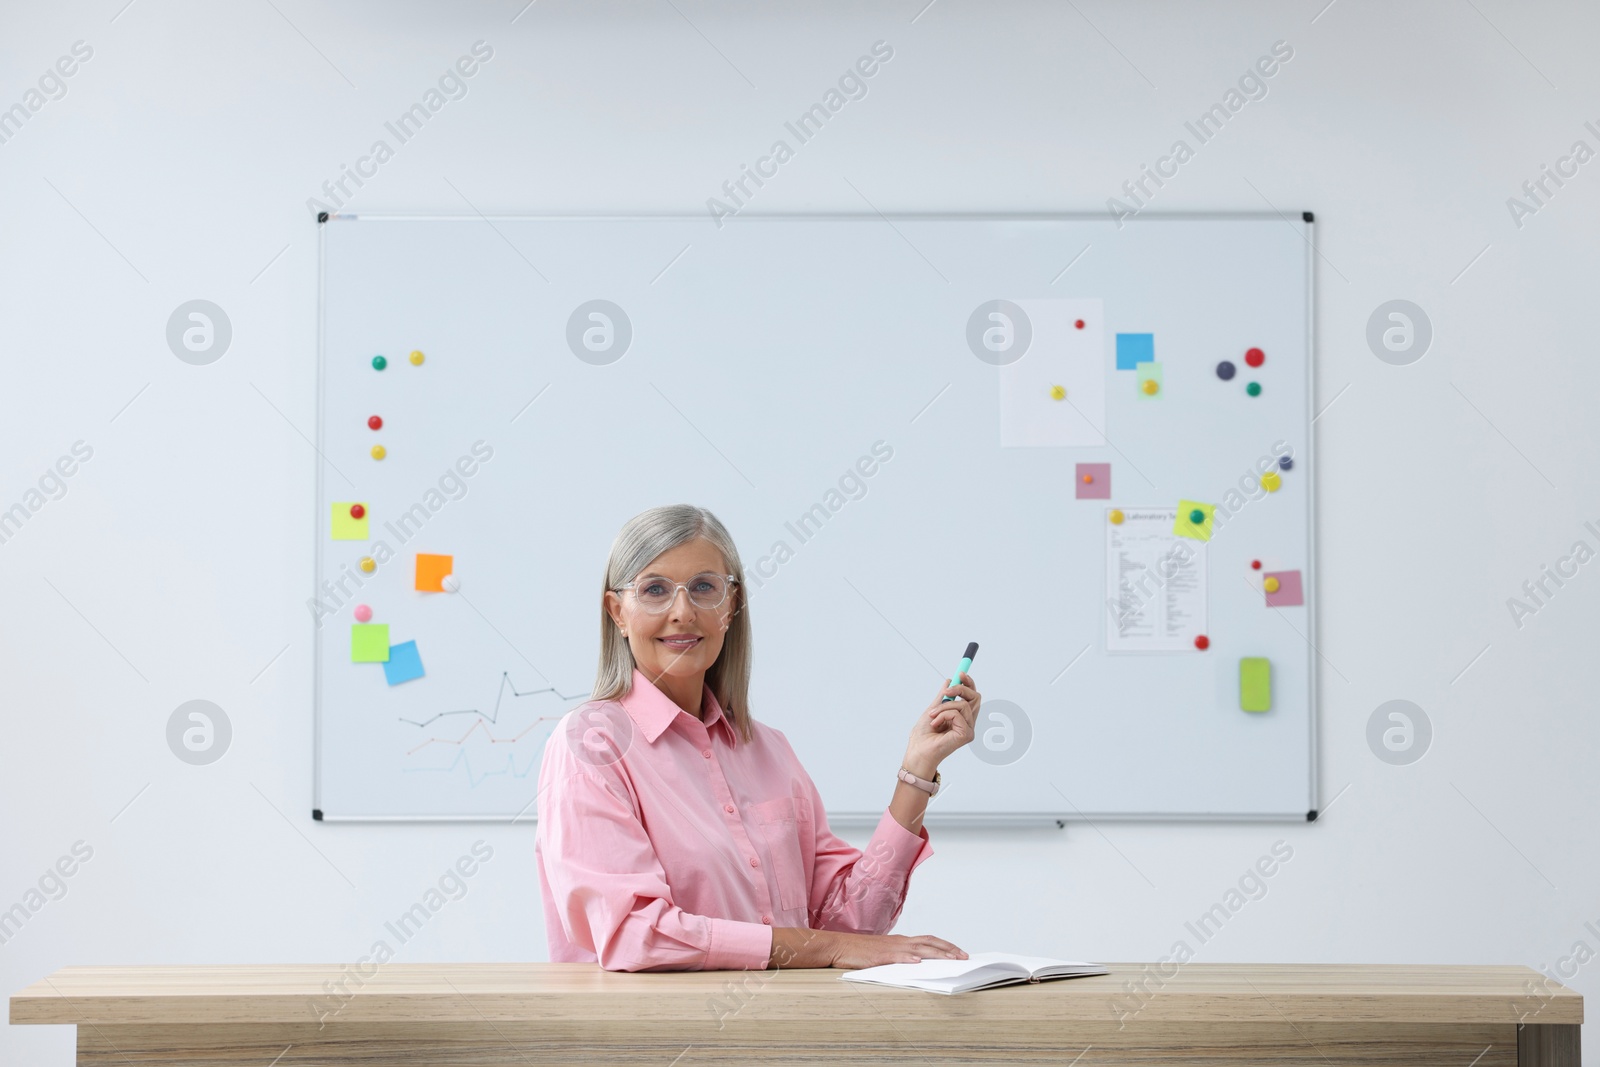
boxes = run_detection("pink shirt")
[536,668,934,971]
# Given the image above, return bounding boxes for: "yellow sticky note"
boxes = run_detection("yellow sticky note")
[351,623,390,662]
[1136,361,1163,398]
[415,553,454,592]
[1173,500,1215,541]
[1240,657,1271,712]
[331,503,369,540]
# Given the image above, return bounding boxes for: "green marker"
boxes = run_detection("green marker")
[940,642,979,702]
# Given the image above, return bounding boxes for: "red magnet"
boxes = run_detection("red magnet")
[350,504,365,519]
[368,415,383,430]
[1245,347,1265,368]
[1250,559,1262,570]
[1074,319,1085,329]
[1194,635,1210,650]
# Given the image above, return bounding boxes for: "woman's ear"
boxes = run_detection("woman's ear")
[603,589,625,630]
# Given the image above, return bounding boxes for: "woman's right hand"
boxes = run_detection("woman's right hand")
[828,932,968,969]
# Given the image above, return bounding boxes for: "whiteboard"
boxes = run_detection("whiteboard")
[313,213,1317,824]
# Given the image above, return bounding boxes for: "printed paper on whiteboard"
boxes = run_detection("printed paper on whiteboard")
[1105,507,1208,652]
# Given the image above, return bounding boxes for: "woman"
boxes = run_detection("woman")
[536,504,981,972]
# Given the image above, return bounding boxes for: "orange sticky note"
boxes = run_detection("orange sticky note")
[414,553,454,592]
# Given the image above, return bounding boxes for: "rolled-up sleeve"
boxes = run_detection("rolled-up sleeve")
[802,768,934,935]
[538,756,774,972]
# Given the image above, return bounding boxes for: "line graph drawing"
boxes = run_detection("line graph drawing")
[401,746,548,789]
[406,714,562,756]
[398,672,589,728]
[399,671,591,789]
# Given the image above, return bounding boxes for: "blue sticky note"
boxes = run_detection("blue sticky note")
[1116,333,1154,370]
[383,640,425,685]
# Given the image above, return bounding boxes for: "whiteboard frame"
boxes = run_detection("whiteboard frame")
[310,211,1320,826]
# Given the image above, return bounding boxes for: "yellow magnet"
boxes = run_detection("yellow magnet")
[359,556,377,573]
[1141,378,1159,395]
[1050,384,1066,400]
[371,444,386,460]
[1261,470,1282,492]
[1264,576,1280,593]
[409,350,425,366]
[1109,509,1125,525]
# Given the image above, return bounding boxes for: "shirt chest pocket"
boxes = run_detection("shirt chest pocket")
[749,796,809,912]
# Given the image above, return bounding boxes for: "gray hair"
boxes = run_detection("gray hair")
[593,504,753,743]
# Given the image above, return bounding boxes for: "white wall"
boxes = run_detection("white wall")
[4,0,1598,1060]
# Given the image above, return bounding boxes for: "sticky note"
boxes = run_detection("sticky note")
[1116,333,1154,371]
[1075,463,1111,500]
[1136,361,1163,398]
[351,624,390,663]
[331,503,369,540]
[383,640,425,685]
[415,553,454,592]
[1172,500,1215,541]
[1264,569,1304,607]
[1240,657,1271,712]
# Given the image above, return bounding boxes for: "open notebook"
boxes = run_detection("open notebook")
[839,952,1108,995]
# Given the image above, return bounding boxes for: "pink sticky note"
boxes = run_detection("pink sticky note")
[1264,570,1304,607]
[1075,462,1111,500]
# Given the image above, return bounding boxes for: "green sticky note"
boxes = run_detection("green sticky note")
[1173,500,1215,541]
[1136,360,1163,399]
[1240,657,1271,712]
[351,623,390,663]
[331,502,369,540]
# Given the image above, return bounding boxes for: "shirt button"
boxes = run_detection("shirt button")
[724,804,735,813]
[762,916,772,924]
[702,749,712,758]
[749,856,759,867]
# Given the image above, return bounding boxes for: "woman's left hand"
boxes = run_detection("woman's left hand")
[902,672,982,779]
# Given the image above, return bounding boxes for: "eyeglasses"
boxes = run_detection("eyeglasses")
[614,572,738,614]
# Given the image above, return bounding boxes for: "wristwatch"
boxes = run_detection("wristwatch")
[897,766,941,796]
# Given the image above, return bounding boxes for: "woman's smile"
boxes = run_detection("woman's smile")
[658,634,702,650]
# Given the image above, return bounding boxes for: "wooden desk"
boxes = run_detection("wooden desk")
[11,962,1581,1066]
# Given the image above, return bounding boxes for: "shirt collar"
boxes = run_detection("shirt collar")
[622,667,735,746]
